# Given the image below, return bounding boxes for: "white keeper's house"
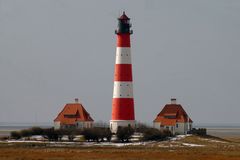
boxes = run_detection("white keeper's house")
[153,98,193,135]
[54,98,94,129]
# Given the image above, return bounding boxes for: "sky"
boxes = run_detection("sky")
[0,0,240,125]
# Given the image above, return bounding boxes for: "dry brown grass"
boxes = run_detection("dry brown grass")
[222,137,240,143]
[0,135,240,160]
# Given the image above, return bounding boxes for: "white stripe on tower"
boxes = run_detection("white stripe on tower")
[115,47,132,64]
[113,82,133,98]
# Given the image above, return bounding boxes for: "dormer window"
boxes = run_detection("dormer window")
[164,113,177,119]
[64,114,77,118]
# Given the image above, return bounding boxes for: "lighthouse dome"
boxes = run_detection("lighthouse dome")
[118,11,130,20]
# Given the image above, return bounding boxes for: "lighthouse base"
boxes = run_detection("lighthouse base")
[110,120,136,133]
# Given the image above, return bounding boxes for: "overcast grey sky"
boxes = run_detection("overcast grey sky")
[0,0,240,125]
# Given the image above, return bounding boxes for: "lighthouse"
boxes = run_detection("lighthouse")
[110,12,135,133]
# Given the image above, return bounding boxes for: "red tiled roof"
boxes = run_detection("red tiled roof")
[160,118,176,126]
[54,103,94,125]
[154,104,193,125]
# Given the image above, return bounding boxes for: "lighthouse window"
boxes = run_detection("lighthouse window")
[176,124,178,128]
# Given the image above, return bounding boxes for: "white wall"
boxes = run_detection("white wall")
[54,121,93,130]
[153,122,192,135]
[54,121,61,129]
[76,121,93,129]
[175,123,186,134]
[153,122,161,129]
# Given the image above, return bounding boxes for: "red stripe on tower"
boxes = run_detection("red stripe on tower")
[114,64,133,81]
[117,34,131,47]
[110,12,135,133]
[112,98,134,120]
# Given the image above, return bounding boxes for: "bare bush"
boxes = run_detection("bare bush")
[116,126,134,142]
[10,131,21,140]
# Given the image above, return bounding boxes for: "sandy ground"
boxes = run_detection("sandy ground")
[0,135,240,160]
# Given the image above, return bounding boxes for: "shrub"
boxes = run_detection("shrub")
[10,131,21,139]
[43,128,59,141]
[104,128,112,142]
[20,129,32,138]
[55,129,66,141]
[142,128,163,141]
[135,123,149,133]
[82,128,98,142]
[81,128,112,142]
[0,136,9,140]
[189,128,207,136]
[143,128,172,141]
[30,127,44,135]
[64,129,78,141]
[162,129,172,137]
[116,126,134,142]
[95,128,112,142]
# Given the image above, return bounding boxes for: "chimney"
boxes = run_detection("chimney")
[171,98,177,104]
[74,98,79,103]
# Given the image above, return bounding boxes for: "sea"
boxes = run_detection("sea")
[194,123,240,138]
[0,122,52,136]
[0,122,240,138]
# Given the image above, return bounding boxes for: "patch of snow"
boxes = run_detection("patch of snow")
[30,135,46,141]
[5,140,150,147]
[182,143,205,147]
[49,141,77,144]
[83,142,148,147]
[158,144,181,148]
[208,139,227,143]
[170,134,191,141]
[7,140,44,143]
[199,138,227,143]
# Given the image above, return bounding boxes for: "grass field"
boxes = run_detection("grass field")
[0,135,240,160]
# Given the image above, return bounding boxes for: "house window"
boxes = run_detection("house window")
[78,123,83,128]
[176,124,178,128]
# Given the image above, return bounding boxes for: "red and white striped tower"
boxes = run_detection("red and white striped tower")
[110,12,135,133]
